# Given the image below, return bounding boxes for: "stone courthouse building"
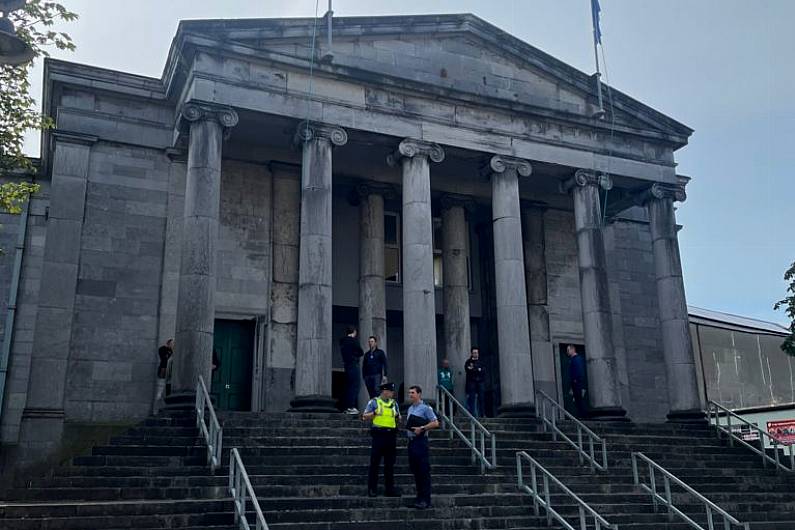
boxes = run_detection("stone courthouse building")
[0,14,703,468]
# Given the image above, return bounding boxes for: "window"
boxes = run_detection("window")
[384,212,400,283]
[433,218,443,288]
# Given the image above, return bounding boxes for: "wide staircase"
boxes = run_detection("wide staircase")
[2,410,795,529]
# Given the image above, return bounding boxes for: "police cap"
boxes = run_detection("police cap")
[379,382,396,392]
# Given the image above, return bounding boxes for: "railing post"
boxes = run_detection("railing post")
[727,413,733,447]
[577,427,584,466]
[530,461,539,516]
[663,475,673,521]
[588,436,595,471]
[551,408,557,441]
[601,440,607,470]
[706,505,714,530]
[470,422,476,465]
[543,474,552,525]
[789,443,794,471]
[491,434,497,469]
[480,432,486,474]
[631,454,639,486]
[578,506,586,530]
[649,463,658,512]
[449,397,455,440]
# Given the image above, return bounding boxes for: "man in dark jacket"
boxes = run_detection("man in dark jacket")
[464,347,486,417]
[340,326,364,414]
[362,336,388,399]
[567,344,588,419]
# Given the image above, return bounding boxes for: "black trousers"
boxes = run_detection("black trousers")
[572,384,588,419]
[364,374,380,399]
[368,428,397,493]
[408,436,431,504]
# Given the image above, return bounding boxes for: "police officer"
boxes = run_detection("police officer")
[405,384,439,509]
[362,382,401,498]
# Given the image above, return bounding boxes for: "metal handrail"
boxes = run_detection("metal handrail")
[535,390,607,471]
[195,375,223,473]
[436,385,497,473]
[632,452,749,530]
[516,451,617,530]
[707,400,795,472]
[229,447,269,530]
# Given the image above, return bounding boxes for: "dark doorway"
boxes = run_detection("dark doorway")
[558,343,588,417]
[211,319,255,411]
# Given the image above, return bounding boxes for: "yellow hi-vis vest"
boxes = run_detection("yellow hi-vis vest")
[372,398,398,429]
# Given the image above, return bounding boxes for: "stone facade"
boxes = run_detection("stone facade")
[0,14,700,470]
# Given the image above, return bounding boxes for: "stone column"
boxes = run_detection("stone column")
[290,122,347,412]
[521,201,556,398]
[562,169,626,420]
[266,162,301,412]
[356,183,392,406]
[387,139,444,403]
[645,183,704,422]
[487,155,535,417]
[19,131,96,464]
[357,183,392,352]
[440,194,473,400]
[169,103,238,405]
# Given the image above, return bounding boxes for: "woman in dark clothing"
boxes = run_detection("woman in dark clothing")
[339,326,364,414]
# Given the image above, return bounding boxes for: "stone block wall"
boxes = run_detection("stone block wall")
[0,180,49,444]
[65,143,171,422]
[608,217,669,421]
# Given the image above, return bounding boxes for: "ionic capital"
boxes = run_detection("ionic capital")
[439,193,477,213]
[561,169,613,194]
[386,138,445,166]
[484,155,532,178]
[649,182,687,203]
[355,182,397,201]
[294,121,348,147]
[179,102,239,129]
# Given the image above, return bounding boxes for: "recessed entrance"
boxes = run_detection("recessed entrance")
[211,319,255,411]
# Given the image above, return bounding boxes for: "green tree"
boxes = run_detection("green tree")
[774,261,795,356]
[1,1,77,224]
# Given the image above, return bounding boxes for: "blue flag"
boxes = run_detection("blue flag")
[591,0,602,45]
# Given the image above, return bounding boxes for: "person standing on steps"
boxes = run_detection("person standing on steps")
[361,382,401,498]
[464,347,486,417]
[437,358,454,416]
[362,336,388,399]
[406,385,439,509]
[340,326,364,415]
[566,344,588,419]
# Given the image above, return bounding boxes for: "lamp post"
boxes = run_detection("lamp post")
[0,1,34,65]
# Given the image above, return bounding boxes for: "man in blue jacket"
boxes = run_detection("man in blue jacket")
[567,344,588,419]
[362,336,388,399]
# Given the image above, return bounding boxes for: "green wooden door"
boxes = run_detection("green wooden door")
[211,319,254,411]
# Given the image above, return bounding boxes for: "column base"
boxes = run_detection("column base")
[587,406,629,421]
[666,409,707,423]
[288,394,339,413]
[497,403,536,418]
[163,391,197,411]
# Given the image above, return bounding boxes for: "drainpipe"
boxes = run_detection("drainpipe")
[0,197,30,425]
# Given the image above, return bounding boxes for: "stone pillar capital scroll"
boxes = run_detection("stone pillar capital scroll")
[484,155,532,178]
[439,193,477,213]
[179,102,239,129]
[647,182,687,203]
[355,181,397,201]
[294,121,348,147]
[562,169,613,193]
[386,138,445,166]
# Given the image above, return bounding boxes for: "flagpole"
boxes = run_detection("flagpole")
[591,0,605,118]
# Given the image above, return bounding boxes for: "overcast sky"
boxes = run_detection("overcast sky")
[21,0,795,324]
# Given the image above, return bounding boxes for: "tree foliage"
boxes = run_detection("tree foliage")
[1,0,77,172]
[0,1,76,248]
[774,261,795,356]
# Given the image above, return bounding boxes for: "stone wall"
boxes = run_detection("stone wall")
[65,142,171,423]
[0,180,49,444]
[609,216,669,421]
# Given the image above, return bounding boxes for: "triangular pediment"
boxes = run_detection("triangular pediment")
[176,14,692,142]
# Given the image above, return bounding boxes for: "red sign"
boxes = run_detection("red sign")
[767,420,795,445]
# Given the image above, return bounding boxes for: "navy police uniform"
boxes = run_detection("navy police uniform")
[406,399,437,507]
